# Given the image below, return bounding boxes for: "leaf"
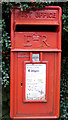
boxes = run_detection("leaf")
[21,7,23,12]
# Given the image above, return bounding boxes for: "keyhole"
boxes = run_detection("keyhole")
[21,83,23,87]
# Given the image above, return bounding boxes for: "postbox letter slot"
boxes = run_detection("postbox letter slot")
[15,25,58,32]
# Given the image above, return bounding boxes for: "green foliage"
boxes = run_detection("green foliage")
[1,1,68,120]
[60,57,68,119]
[2,19,10,87]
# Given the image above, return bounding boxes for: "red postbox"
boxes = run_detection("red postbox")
[10,6,62,119]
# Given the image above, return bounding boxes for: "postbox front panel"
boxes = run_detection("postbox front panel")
[11,51,60,118]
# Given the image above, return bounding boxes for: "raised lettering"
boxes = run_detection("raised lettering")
[53,12,56,18]
[35,12,56,19]
[49,12,53,18]
[43,13,47,18]
[21,13,28,18]
[35,12,39,18]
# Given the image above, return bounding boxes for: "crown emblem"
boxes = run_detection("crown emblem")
[32,34,40,41]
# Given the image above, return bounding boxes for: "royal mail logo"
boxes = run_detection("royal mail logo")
[24,34,50,47]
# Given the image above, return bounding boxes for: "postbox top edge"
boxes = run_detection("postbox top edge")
[12,5,62,10]
[11,5,62,25]
[11,6,62,16]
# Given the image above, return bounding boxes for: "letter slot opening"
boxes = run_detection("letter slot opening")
[15,25,58,32]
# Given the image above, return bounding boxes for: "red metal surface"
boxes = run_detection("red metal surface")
[14,6,60,25]
[10,6,62,119]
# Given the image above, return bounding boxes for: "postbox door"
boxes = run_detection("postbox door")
[13,51,58,117]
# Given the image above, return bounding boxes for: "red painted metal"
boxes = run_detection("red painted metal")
[10,6,62,119]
